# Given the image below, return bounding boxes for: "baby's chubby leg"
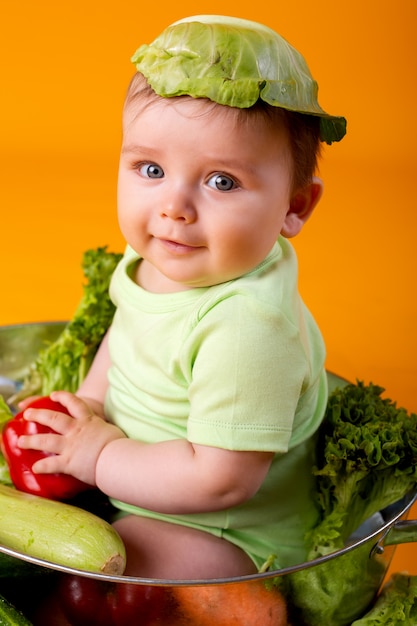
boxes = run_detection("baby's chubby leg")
[113,514,257,579]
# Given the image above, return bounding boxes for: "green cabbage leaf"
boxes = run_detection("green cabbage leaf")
[131,15,346,144]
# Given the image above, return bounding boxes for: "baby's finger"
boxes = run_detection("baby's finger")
[18,432,63,454]
[30,454,64,475]
[49,390,94,420]
[22,407,74,434]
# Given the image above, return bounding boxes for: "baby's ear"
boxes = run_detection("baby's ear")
[281,177,324,238]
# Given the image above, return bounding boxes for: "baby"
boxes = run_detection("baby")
[18,15,346,579]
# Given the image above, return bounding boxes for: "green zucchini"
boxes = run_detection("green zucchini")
[0,552,50,578]
[0,485,126,575]
[0,593,32,625]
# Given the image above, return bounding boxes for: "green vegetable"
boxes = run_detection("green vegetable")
[309,382,417,556]
[0,484,126,574]
[9,247,122,404]
[351,573,417,624]
[0,552,50,579]
[131,15,346,144]
[0,456,12,488]
[287,381,417,626]
[0,395,13,486]
[0,593,33,625]
[0,396,12,429]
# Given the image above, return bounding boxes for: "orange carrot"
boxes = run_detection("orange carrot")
[173,580,289,626]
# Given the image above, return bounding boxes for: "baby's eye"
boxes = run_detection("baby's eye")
[207,173,237,192]
[139,163,164,179]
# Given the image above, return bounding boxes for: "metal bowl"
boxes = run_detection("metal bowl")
[0,322,416,626]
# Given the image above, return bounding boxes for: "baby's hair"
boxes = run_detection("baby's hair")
[124,72,321,193]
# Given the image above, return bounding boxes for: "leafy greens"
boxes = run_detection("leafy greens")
[351,573,417,624]
[287,381,417,626]
[308,381,417,557]
[131,15,347,144]
[9,246,122,403]
[0,396,13,485]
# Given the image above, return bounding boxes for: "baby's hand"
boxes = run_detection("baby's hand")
[18,390,125,486]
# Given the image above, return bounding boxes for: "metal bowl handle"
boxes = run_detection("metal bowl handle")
[373,519,417,556]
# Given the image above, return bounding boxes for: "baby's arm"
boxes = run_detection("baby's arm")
[18,394,273,513]
[95,438,273,514]
[18,326,273,513]
[75,330,112,416]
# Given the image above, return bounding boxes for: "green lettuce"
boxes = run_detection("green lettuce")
[308,382,417,557]
[9,246,122,402]
[287,382,417,626]
[0,395,13,428]
[351,574,417,625]
[0,395,13,485]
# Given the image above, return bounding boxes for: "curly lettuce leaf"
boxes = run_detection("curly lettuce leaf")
[9,246,122,402]
[307,382,417,557]
[351,573,417,625]
[287,381,417,626]
[288,541,387,626]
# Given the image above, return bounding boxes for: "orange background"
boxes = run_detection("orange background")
[1,1,416,577]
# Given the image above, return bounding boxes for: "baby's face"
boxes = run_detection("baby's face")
[117,96,294,293]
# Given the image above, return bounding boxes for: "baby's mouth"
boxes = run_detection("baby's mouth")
[158,238,202,254]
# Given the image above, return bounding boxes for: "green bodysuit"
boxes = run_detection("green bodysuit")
[104,237,327,570]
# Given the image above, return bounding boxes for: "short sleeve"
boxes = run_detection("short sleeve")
[185,294,309,453]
